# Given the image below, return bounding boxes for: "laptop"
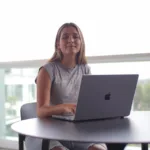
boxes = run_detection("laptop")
[52,74,139,121]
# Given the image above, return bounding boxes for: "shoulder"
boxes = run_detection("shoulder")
[43,61,56,70]
[38,61,57,82]
[79,64,91,74]
[37,67,49,80]
[35,66,50,86]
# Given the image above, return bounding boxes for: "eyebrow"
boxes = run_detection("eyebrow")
[62,33,79,35]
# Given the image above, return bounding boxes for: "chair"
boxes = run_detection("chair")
[19,102,49,150]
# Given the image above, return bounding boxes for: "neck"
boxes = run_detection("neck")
[61,55,77,68]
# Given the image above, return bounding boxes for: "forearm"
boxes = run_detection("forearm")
[37,105,63,118]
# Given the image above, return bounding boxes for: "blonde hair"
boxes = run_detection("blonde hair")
[49,22,87,64]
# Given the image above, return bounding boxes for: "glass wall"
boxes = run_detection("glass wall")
[0,68,38,140]
[1,61,150,140]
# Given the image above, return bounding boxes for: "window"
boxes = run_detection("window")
[0,68,38,140]
[0,0,150,62]
[1,61,150,140]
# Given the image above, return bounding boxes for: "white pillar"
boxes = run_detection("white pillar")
[0,69,5,138]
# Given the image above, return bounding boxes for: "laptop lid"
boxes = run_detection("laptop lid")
[74,74,139,121]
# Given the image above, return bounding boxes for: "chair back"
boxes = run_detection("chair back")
[21,102,37,120]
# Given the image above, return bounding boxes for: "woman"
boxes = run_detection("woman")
[26,22,107,150]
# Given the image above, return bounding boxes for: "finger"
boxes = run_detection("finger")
[70,104,76,107]
[72,107,76,114]
[73,104,77,107]
[65,103,76,107]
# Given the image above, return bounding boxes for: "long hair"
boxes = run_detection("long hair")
[49,22,87,64]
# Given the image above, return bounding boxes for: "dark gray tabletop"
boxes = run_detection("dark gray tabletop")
[11,111,150,143]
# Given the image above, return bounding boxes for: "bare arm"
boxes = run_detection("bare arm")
[36,67,76,118]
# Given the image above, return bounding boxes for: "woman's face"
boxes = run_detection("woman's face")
[58,26,81,56]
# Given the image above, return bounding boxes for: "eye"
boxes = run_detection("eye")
[74,35,79,39]
[73,34,80,39]
[62,35,69,39]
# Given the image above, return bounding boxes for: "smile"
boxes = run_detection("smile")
[67,46,75,48]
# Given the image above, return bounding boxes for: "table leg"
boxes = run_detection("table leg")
[142,143,148,150]
[18,134,25,150]
[42,139,49,150]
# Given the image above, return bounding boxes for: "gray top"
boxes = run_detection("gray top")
[11,111,150,143]
[42,61,91,105]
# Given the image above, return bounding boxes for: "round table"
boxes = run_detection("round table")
[12,111,150,150]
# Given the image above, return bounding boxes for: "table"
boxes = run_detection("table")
[11,111,150,150]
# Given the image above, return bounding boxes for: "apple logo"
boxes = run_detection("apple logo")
[104,92,111,100]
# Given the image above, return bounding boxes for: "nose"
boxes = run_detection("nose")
[68,36,74,43]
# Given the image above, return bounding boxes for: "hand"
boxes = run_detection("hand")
[59,103,76,115]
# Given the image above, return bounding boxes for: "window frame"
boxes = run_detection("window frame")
[0,53,150,68]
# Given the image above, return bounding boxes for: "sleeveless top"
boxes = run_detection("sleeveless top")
[41,61,91,105]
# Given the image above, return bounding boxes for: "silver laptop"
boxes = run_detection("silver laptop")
[52,74,139,121]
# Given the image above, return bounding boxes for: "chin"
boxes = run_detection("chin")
[65,50,79,55]
[66,53,77,56]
